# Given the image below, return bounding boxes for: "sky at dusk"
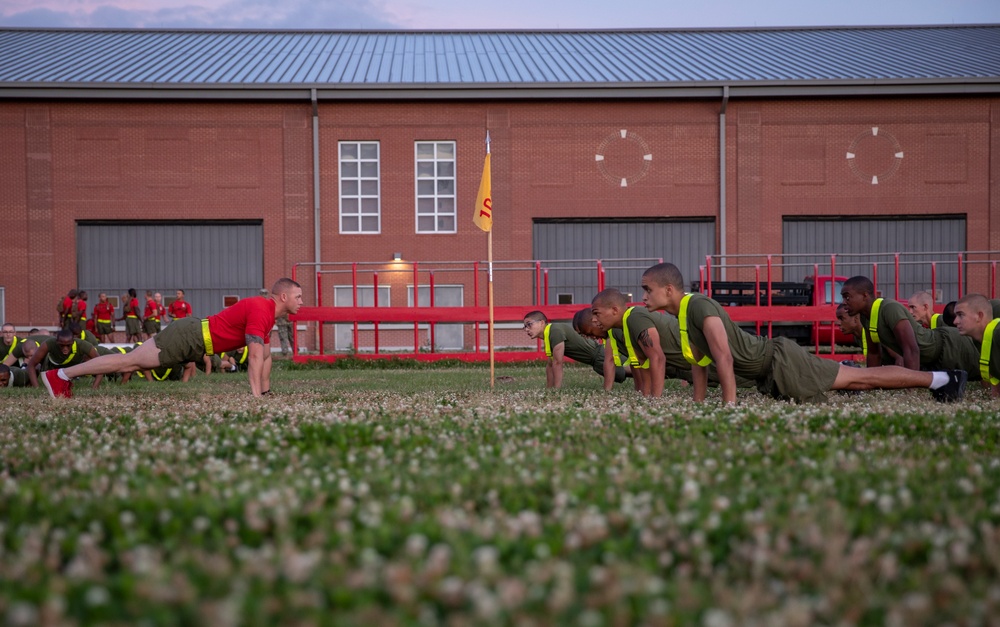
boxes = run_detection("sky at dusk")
[1,0,999,30]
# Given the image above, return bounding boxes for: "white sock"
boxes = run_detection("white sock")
[57,369,71,381]
[929,372,949,390]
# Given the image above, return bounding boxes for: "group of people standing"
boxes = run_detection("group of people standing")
[58,288,196,344]
[526,262,1000,404]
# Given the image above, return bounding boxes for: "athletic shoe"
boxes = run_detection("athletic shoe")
[931,369,967,403]
[42,369,73,399]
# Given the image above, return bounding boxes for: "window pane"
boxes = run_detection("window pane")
[360,144,378,159]
[437,180,455,195]
[437,161,454,177]
[417,180,435,195]
[416,162,435,178]
[340,143,358,159]
[418,216,435,232]
[438,215,455,231]
[437,197,454,213]
[418,198,435,214]
[361,180,378,195]
[361,198,379,214]
[416,143,435,159]
[437,143,454,159]
[342,180,358,196]
[360,162,378,178]
[342,197,359,214]
[341,161,358,177]
[361,216,379,232]
[341,216,358,232]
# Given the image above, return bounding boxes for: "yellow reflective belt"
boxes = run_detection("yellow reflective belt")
[5,336,18,359]
[49,341,78,366]
[679,294,712,366]
[622,308,649,369]
[237,348,249,364]
[980,318,1000,386]
[202,319,214,356]
[607,331,623,367]
[152,368,172,381]
[543,324,553,357]
[868,298,883,344]
[930,313,941,329]
[861,329,868,357]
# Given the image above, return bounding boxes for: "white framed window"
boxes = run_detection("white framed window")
[415,141,456,233]
[333,285,391,351]
[406,284,465,349]
[340,141,381,234]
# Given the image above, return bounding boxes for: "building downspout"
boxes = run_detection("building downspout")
[311,88,322,350]
[719,85,729,281]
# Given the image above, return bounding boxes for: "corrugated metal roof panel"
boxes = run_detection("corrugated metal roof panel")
[0,26,997,88]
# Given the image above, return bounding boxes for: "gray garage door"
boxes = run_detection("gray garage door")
[533,220,716,305]
[783,216,966,302]
[77,221,264,320]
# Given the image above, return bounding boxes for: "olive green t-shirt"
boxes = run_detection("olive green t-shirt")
[5,367,29,387]
[684,293,773,380]
[616,307,690,371]
[150,365,183,381]
[861,299,940,366]
[42,338,95,369]
[984,331,1000,382]
[1,336,20,358]
[990,299,1000,320]
[605,328,631,366]
[545,323,601,365]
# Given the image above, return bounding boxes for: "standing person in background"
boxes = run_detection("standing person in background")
[142,291,159,340]
[122,289,142,343]
[154,293,167,331]
[168,289,193,321]
[92,293,116,343]
[58,289,78,330]
[75,291,89,331]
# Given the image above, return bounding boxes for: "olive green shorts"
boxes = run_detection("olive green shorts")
[125,318,142,336]
[154,317,206,367]
[143,319,161,335]
[95,322,114,335]
[757,336,840,404]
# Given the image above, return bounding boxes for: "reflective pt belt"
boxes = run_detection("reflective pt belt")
[543,323,553,357]
[868,298,883,344]
[679,294,712,366]
[621,308,649,369]
[980,318,1000,386]
[48,341,78,366]
[202,319,214,356]
[607,331,624,367]
[97,319,111,323]
[930,313,941,329]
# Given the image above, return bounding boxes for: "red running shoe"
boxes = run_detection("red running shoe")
[42,369,73,399]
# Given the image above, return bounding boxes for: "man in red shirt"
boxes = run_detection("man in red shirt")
[168,289,193,321]
[122,289,142,343]
[92,293,116,343]
[76,291,89,331]
[42,278,303,399]
[142,291,160,339]
[58,289,78,330]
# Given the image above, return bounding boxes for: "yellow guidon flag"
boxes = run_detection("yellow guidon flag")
[473,153,492,232]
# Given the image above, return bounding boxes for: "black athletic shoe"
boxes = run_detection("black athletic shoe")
[931,370,967,403]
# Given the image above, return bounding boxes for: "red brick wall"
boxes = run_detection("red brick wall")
[0,96,995,328]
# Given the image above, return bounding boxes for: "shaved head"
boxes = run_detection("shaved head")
[957,293,991,317]
[843,276,875,295]
[643,262,685,290]
[909,291,934,307]
[592,288,628,309]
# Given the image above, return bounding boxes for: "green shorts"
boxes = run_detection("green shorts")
[143,319,161,335]
[125,317,142,336]
[95,321,114,335]
[6,367,29,387]
[757,336,840,403]
[930,328,981,381]
[153,317,206,367]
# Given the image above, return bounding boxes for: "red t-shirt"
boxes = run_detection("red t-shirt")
[61,296,73,316]
[126,298,140,317]
[93,302,115,322]
[144,299,159,321]
[207,297,275,354]
[168,300,192,319]
[77,300,87,320]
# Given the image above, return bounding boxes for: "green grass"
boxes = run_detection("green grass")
[1,362,999,625]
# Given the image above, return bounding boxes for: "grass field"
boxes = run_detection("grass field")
[2,361,999,626]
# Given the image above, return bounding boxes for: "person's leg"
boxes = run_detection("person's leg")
[833,364,932,390]
[62,339,162,378]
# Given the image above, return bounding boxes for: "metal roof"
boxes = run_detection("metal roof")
[0,26,998,100]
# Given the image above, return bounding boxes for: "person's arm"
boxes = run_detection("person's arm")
[691,362,709,401]
[26,344,49,387]
[893,319,921,371]
[246,337,267,397]
[637,327,665,398]
[1,353,15,367]
[865,325,882,368]
[547,342,565,388]
[203,354,213,375]
[181,362,196,382]
[82,348,102,388]
[701,316,737,404]
[992,383,1000,399]
[602,344,616,391]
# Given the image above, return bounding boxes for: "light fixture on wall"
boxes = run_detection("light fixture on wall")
[392,252,403,261]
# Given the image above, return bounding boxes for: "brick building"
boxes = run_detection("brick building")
[1,26,998,349]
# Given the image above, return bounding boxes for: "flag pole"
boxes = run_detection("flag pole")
[486,133,495,389]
